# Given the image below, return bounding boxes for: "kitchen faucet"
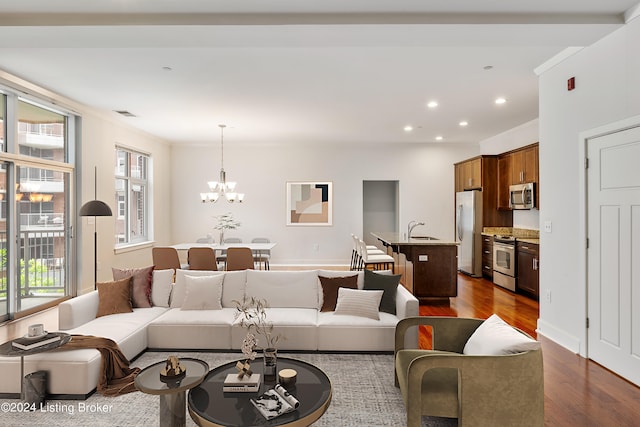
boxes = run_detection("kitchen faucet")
[408,221,425,239]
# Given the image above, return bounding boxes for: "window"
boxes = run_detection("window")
[0,93,74,322]
[115,147,150,246]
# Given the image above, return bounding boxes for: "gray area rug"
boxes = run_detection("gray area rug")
[0,351,458,427]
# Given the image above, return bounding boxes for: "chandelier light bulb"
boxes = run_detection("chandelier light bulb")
[200,124,245,203]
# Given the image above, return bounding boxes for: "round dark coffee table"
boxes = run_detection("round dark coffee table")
[188,357,332,427]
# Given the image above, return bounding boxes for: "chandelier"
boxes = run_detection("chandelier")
[200,124,244,203]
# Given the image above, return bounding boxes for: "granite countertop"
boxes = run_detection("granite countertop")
[371,232,459,246]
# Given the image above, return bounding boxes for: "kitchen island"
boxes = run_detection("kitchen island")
[371,232,459,299]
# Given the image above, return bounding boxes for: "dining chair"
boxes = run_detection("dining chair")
[187,247,218,271]
[225,247,255,271]
[251,237,271,270]
[152,247,182,271]
[216,237,243,269]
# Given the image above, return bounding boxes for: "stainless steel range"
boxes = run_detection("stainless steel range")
[493,235,516,291]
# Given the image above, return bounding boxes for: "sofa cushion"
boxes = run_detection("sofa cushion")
[334,288,383,320]
[319,275,358,312]
[463,314,541,355]
[151,269,173,307]
[221,270,247,308]
[363,269,401,315]
[245,270,319,309]
[112,265,154,308]
[181,274,224,310]
[172,269,225,308]
[96,277,133,317]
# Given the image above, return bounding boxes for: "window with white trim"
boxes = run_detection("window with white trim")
[114,147,149,246]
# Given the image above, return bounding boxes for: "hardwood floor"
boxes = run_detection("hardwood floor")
[421,273,640,426]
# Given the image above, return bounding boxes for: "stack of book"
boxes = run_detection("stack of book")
[12,333,60,351]
[251,383,300,420]
[223,373,262,392]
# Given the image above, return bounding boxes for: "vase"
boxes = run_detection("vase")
[263,348,277,381]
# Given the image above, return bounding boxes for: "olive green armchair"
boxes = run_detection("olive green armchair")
[394,316,544,427]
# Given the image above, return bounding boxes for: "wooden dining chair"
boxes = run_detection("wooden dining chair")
[152,247,182,271]
[225,247,255,271]
[187,247,218,271]
[216,237,242,269]
[251,237,271,270]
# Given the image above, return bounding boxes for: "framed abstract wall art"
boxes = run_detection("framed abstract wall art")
[286,181,333,226]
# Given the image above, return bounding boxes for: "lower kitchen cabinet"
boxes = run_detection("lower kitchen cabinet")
[517,241,539,299]
[482,235,493,279]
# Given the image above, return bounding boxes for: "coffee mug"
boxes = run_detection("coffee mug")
[28,324,44,337]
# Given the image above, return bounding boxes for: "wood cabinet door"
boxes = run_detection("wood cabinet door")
[412,246,458,298]
[497,154,512,209]
[511,150,525,184]
[454,163,464,193]
[467,158,482,189]
[517,243,539,299]
[522,146,538,183]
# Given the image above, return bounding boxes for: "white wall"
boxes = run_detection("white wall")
[537,15,640,353]
[171,142,478,265]
[80,112,173,294]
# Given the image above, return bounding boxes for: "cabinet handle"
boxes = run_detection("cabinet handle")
[533,258,539,270]
[522,245,529,250]
[484,266,491,270]
[484,250,490,254]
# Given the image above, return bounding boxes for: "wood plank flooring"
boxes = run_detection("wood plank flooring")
[421,273,640,427]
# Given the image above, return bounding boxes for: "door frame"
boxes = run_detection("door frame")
[579,114,640,359]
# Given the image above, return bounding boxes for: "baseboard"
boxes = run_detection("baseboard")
[536,319,583,354]
[0,390,95,400]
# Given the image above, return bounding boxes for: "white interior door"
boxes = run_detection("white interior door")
[587,126,640,386]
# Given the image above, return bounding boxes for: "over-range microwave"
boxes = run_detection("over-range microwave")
[509,182,535,209]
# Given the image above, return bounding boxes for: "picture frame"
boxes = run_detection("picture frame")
[286,181,333,226]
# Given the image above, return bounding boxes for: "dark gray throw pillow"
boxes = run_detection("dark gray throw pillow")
[363,269,401,315]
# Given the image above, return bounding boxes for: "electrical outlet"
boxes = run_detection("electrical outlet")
[544,220,552,233]
[545,290,551,303]
[313,243,319,251]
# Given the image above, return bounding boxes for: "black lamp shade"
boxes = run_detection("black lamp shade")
[79,200,113,217]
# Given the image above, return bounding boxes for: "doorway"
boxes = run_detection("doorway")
[362,181,399,247]
[586,125,640,386]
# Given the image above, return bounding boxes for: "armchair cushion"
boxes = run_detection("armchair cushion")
[463,314,540,355]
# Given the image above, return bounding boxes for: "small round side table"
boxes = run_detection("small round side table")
[135,357,209,427]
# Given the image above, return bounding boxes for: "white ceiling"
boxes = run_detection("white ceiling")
[0,1,638,146]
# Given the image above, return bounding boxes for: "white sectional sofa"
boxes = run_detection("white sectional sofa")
[0,269,419,398]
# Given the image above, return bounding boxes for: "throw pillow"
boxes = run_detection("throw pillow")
[333,288,383,320]
[171,269,225,308]
[96,277,134,318]
[319,275,358,312]
[151,269,174,307]
[112,266,154,308]
[181,275,224,310]
[363,269,401,315]
[463,314,541,355]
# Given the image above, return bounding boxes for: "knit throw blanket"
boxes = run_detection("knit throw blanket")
[63,335,141,396]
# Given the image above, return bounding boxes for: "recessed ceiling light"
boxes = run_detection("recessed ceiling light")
[495,97,507,105]
[459,121,468,127]
[427,101,438,108]
[162,66,173,71]
[484,65,494,70]
[435,136,444,141]
[404,125,413,132]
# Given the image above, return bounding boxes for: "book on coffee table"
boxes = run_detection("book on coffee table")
[223,373,261,392]
[12,333,61,351]
[251,383,300,420]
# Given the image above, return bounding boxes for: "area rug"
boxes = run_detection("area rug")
[0,351,458,427]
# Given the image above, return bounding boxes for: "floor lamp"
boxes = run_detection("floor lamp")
[79,167,112,289]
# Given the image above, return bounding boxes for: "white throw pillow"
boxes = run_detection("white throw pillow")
[463,314,541,355]
[181,275,224,310]
[151,269,173,307]
[333,288,383,320]
[171,269,225,308]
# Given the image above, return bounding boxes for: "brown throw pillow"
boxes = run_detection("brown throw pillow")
[112,266,154,308]
[96,277,134,317]
[319,275,358,312]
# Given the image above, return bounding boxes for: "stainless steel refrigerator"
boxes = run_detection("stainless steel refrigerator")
[455,190,482,277]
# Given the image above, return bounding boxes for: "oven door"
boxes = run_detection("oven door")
[493,242,515,277]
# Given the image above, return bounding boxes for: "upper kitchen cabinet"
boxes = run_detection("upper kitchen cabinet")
[455,157,482,191]
[454,155,512,227]
[511,144,538,185]
[497,143,539,210]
